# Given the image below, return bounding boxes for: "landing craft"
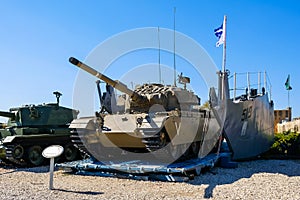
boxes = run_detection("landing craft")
[220,71,274,160]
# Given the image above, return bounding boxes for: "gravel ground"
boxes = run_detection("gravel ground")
[0,159,300,200]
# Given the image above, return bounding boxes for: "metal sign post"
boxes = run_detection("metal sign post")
[42,145,64,190]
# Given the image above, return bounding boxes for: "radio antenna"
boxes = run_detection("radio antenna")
[158,26,162,84]
[173,7,177,87]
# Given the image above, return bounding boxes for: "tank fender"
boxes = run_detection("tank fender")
[139,114,168,129]
[69,118,96,130]
[2,135,16,143]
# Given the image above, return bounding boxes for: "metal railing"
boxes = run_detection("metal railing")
[229,71,272,101]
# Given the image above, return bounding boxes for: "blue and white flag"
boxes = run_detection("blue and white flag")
[214,24,224,47]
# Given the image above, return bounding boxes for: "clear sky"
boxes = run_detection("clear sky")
[1,0,300,122]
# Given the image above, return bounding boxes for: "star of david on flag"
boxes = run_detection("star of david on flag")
[214,24,224,47]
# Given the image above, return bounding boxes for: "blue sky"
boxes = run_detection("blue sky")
[1,0,300,122]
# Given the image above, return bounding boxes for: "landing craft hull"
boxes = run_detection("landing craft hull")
[223,94,274,160]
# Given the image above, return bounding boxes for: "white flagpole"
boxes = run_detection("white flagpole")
[221,15,227,100]
[222,15,227,73]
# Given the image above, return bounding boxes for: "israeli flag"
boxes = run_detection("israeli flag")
[214,24,224,47]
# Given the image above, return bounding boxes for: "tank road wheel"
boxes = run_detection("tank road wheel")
[27,145,44,166]
[13,145,25,159]
[64,143,78,161]
[158,131,167,147]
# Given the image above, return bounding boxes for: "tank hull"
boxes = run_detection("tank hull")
[70,109,221,163]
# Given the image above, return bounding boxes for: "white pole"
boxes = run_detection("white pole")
[49,157,54,190]
[221,15,227,100]
[42,145,64,191]
[222,15,227,73]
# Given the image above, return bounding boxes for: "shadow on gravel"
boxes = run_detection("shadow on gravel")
[189,159,300,199]
[0,170,16,176]
[53,188,104,195]
[0,161,60,174]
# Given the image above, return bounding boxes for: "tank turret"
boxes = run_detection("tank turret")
[69,57,200,113]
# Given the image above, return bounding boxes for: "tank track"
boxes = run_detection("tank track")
[71,128,128,162]
[3,144,27,166]
[71,127,176,162]
[71,128,198,164]
[1,135,80,167]
[70,129,91,158]
[141,126,207,164]
[141,130,193,163]
[141,129,162,152]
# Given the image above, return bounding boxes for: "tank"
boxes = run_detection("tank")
[69,57,221,163]
[0,91,80,166]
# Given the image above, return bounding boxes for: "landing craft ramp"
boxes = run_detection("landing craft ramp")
[56,152,235,182]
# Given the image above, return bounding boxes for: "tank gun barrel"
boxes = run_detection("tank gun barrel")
[69,57,148,104]
[0,111,15,120]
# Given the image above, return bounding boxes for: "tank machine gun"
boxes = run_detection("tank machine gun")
[0,92,81,166]
[70,57,221,163]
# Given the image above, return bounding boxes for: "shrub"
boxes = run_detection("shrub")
[269,131,300,156]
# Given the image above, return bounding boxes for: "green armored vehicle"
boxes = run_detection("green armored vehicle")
[0,92,80,166]
[70,57,221,163]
